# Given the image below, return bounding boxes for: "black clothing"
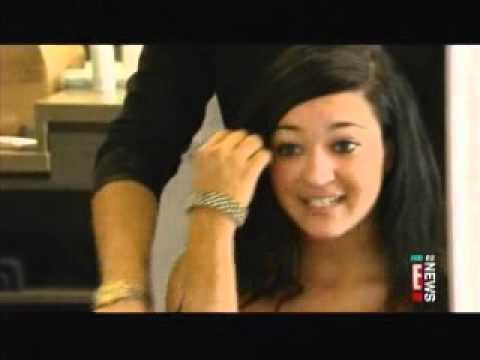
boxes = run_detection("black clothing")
[94,45,444,199]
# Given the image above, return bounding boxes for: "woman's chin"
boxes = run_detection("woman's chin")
[300,227,348,242]
[297,215,374,244]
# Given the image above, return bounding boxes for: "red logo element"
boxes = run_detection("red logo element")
[412,291,423,303]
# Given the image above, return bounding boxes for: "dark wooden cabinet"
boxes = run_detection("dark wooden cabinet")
[0,90,123,310]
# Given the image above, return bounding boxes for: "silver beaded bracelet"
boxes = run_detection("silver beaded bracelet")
[185,191,248,227]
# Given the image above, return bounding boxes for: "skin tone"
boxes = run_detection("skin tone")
[167,90,391,312]
[264,90,389,311]
[92,180,157,312]
[166,129,272,312]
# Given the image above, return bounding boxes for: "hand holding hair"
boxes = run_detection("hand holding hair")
[191,129,272,209]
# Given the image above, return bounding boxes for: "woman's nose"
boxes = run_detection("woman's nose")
[301,148,335,186]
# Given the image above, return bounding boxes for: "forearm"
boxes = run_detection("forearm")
[91,180,158,287]
[181,208,238,312]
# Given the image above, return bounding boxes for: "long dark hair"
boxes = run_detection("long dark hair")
[235,45,448,312]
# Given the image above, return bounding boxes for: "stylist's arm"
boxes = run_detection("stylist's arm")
[166,130,272,312]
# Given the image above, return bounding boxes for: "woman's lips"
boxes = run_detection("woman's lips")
[300,194,346,214]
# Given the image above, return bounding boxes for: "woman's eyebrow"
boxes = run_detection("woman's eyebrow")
[276,125,300,132]
[275,122,366,132]
[329,122,367,130]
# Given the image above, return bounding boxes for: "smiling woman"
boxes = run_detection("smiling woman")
[270,92,386,242]
[165,45,448,313]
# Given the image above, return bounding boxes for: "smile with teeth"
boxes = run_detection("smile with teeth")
[304,194,344,208]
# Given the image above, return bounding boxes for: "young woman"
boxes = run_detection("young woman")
[166,45,448,312]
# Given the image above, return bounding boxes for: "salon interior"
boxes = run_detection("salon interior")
[0,45,479,312]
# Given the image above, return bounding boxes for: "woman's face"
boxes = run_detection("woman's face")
[270,91,387,241]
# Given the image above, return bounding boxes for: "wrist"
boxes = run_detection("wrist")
[93,280,149,310]
[188,208,236,256]
[189,207,237,232]
[100,261,148,287]
[186,191,248,228]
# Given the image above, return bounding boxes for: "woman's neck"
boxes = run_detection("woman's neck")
[299,217,386,291]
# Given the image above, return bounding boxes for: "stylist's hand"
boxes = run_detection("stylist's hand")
[192,129,272,208]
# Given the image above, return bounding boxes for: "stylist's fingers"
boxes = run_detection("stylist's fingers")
[235,133,265,160]
[197,129,249,153]
[245,148,272,182]
[191,128,271,209]
[197,130,229,150]
[218,129,249,150]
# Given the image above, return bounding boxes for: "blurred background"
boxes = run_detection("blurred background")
[0,45,142,310]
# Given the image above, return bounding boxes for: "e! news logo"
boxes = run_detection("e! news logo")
[411,254,436,303]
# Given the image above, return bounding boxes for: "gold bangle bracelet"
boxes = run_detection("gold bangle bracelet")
[93,281,146,309]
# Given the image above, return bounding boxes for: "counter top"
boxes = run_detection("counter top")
[0,288,93,305]
[0,89,124,175]
[36,89,125,108]
[35,89,125,125]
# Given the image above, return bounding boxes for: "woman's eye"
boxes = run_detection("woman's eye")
[331,140,359,154]
[274,143,302,157]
